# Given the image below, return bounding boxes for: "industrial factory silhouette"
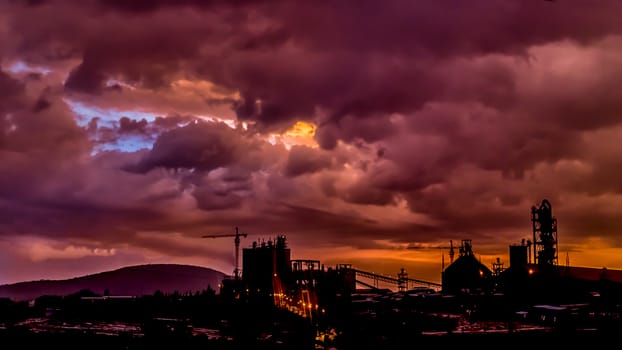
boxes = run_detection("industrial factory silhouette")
[2,199,622,349]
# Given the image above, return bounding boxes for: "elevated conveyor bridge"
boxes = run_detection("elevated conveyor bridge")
[351,268,442,292]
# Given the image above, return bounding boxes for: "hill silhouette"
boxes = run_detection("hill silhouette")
[0,264,227,301]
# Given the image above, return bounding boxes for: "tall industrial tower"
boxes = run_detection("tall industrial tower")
[531,199,558,267]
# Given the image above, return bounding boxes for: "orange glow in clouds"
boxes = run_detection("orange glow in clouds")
[171,79,241,101]
[268,121,318,149]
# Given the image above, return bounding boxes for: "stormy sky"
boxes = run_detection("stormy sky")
[2,0,622,285]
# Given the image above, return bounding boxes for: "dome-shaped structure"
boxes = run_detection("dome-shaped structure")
[441,240,492,294]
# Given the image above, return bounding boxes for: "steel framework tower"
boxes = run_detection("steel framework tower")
[531,199,558,267]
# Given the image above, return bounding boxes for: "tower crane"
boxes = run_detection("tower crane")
[202,226,248,280]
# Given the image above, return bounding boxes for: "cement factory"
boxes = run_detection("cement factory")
[215,199,622,342]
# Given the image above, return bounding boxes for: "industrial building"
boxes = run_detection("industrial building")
[206,198,622,342]
[441,239,493,294]
[238,235,356,318]
[495,199,622,303]
[215,198,622,334]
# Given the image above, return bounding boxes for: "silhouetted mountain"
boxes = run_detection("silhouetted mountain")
[0,264,227,301]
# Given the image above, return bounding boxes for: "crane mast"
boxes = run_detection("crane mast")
[202,226,248,280]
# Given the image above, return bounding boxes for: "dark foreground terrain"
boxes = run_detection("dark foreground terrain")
[2,286,622,350]
[0,325,619,350]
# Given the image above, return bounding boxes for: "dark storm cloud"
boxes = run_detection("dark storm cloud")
[341,182,396,206]
[0,70,245,265]
[5,0,622,282]
[0,70,24,96]
[0,76,88,158]
[131,121,262,173]
[193,187,243,211]
[246,201,451,250]
[64,60,107,94]
[96,0,262,13]
[0,93,137,240]
[118,116,148,134]
[284,146,333,177]
[7,0,621,131]
[254,203,385,243]
[85,114,212,151]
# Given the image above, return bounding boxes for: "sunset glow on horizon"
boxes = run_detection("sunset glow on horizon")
[3,0,622,286]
